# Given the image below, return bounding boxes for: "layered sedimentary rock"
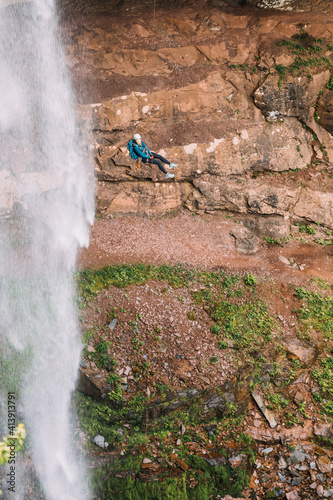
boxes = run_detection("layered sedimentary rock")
[63,1,333,231]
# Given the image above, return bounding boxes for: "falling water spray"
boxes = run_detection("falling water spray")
[0,0,94,498]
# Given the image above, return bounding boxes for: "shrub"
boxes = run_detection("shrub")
[244,274,257,286]
[211,324,221,335]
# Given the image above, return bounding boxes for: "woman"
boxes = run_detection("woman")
[132,133,178,179]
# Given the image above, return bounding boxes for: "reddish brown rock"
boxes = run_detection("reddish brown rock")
[317,455,332,474]
[282,337,317,365]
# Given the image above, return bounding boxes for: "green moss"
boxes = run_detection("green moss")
[92,453,250,500]
[92,471,187,500]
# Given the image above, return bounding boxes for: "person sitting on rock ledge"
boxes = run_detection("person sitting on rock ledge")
[131,133,178,179]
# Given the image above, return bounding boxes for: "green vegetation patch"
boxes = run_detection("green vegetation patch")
[312,357,333,398]
[275,35,333,86]
[209,300,273,348]
[92,453,250,500]
[77,264,200,305]
[77,265,275,357]
[92,473,187,500]
[76,392,147,435]
[294,287,333,339]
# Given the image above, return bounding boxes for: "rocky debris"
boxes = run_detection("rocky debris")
[314,423,333,438]
[174,457,189,471]
[323,488,333,497]
[252,392,278,428]
[286,491,299,500]
[287,449,311,465]
[108,318,118,330]
[93,434,108,449]
[317,455,332,474]
[79,359,87,368]
[228,454,246,469]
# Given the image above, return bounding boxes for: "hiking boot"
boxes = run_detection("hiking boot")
[169,163,178,168]
[165,172,175,179]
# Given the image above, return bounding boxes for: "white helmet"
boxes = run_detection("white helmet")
[133,133,141,142]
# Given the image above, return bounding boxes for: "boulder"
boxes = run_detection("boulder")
[283,337,317,365]
[244,214,291,239]
[313,422,333,438]
[230,226,260,254]
[294,188,333,229]
[97,180,193,216]
[77,367,105,402]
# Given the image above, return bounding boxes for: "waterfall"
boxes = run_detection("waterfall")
[0,0,94,498]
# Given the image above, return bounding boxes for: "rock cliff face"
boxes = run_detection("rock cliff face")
[64,0,333,234]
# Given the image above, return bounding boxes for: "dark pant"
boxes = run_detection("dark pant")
[141,152,169,174]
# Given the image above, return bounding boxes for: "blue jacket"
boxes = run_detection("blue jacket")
[133,141,151,159]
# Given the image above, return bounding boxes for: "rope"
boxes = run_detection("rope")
[145,3,156,499]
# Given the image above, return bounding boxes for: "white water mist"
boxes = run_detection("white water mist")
[0,0,94,498]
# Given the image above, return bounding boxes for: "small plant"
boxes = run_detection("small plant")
[187,310,196,321]
[322,401,333,415]
[92,338,112,369]
[299,224,316,234]
[244,274,257,286]
[264,237,280,246]
[211,324,221,335]
[327,74,333,91]
[315,239,332,246]
[274,64,286,88]
[291,358,302,370]
[298,401,310,418]
[305,225,317,235]
[218,341,229,349]
[210,356,218,364]
[107,372,121,385]
[285,412,299,427]
[313,392,322,402]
